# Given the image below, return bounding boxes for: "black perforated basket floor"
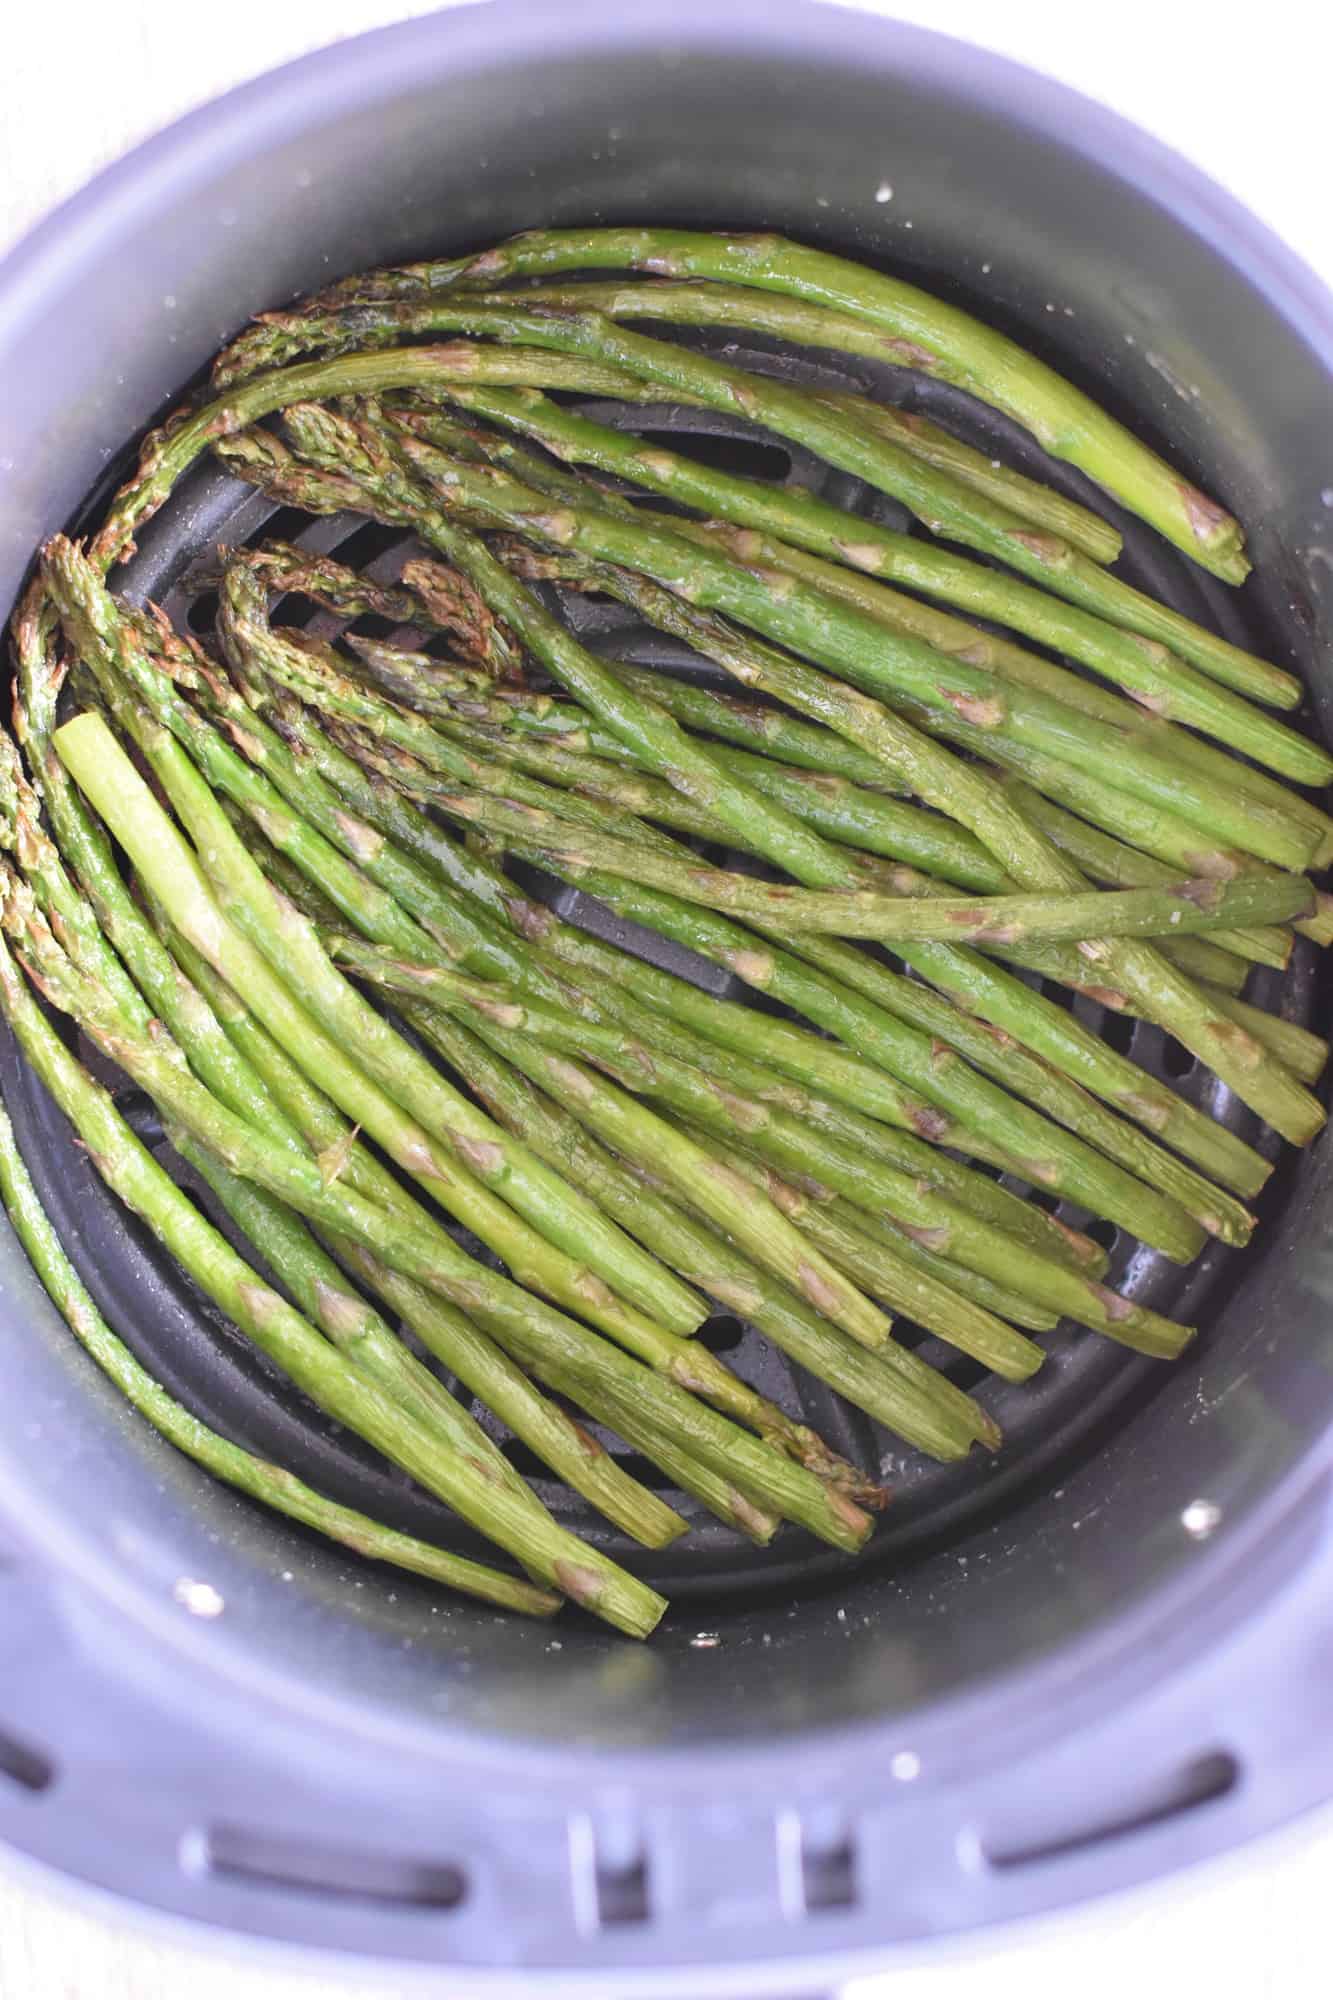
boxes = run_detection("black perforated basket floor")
[2,325,1321,1604]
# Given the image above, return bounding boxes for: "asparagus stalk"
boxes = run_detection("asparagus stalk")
[217,403,1317,1141]
[201,548,1120,1261]
[328,939,1194,1356]
[22,771,863,1557]
[0,1098,563,1615]
[9,722,688,1543]
[149,918,802,1534]
[265,670,1257,1238]
[391,426,1316,872]
[402,1001,1040,1384]
[452,284,1124,560]
[47,538,717,1341]
[287,405,907,893]
[0,893,664,1633]
[1,714,530,1485]
[997,771,1333,956]
[686,519,1328,922]
[406,783,1314,944]
[404,410,1331,924]
[228,665,1119,1299]
[713,1141,1047,1366]
[372,446,1323,1141]
[527,918,1256,1253]
[221,226,1253,590]
[0,782,556,1512]
[419,556,1279,983]
[234,537,1267,1211]
[210,675,1126,1274]
[315,744,1236,1250]
[224,280,1122,565]
[441,416,1330,875]
[394,996,992,1461]
[426,690,1279,981]
[1202,991,1327,1086]
[407,387,1326,785]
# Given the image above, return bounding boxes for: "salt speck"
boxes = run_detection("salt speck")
[891,1750,921,1781]
[816,197,830,209]
[1320,489,1333,509]
[903,220,913,229]
[1182,1497,1221,1539]
[547,1639,563,1652]
[690,1631,721,1649]
[162,295,177,311]
[174,1578,224,1618]
[875,183,894,204]
[280,1570,293,1583]
[981,262,991,274]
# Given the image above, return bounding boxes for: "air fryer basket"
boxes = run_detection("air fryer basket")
[2,4,1333,1988]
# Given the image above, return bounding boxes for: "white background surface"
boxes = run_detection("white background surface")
[3,2,1332,1993]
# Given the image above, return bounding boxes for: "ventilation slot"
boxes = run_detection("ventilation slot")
[984,1749,1238,1871]
[204,1825,467,1908]
[0,1728,54,1795]
[634,429,792,482]
[696,1312,745,1354]
[594,1850,651,1927]
[800,1832,859,1913]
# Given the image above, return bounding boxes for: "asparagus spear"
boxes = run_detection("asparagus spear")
[23,760,863,1556]
[0,889,664,1633]
[0,777,541,1505]
[47,538,718,1341]
[161,916,886,1503]
[320,713,1253,1241]
[259,663,1259,1237]
[414,552,1283,983]
[425,690,1285,979]
[402,783,1314,944]
[216,403,1317,1142]
[203,667,1122,1275]
[685,519,1330,916]
[136,908,784,1545]
[6,712,688,1545]
[714,1141,1047,1361]
[326,939,1194,1357]
[0,1097,564,1615]
[996,772,1333,956]
[215,518,1267,1204]
[398,403,1331,913]
[221,226,1253,589]
[404,379,1327,896]
[441,284,1124,560]
[223,281,1122,566]
[394,996,994,1459]
[403,999,1041,1387]
[368,443,1323,1141]
[199,542,1126,1256]
[405,387,1326,785]
[391,425,1315,872]
[1202,991,1327,1086]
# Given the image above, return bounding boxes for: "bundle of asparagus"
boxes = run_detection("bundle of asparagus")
[3,228,1326,1636]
